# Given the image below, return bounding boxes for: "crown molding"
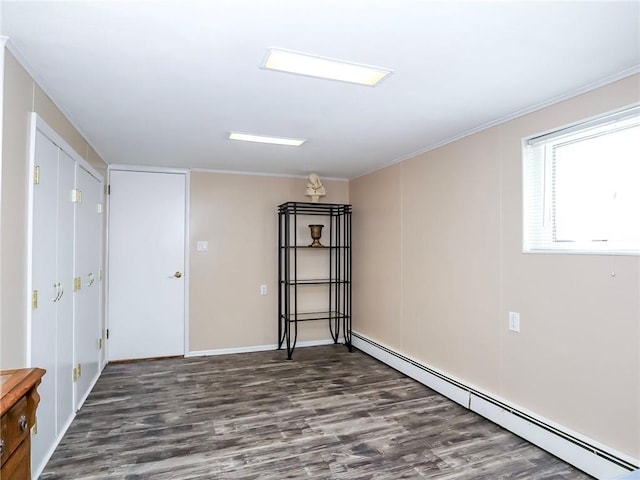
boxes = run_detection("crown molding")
[190,167,348,182]
[351,66,640,180]
[4,38,110,166]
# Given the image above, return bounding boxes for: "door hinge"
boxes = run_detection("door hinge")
[32,290,38,309]
[106,328,110,340]
[107,185,111,195]
[33,166,40,185]
[98,338,103,350]
[73,277,82,292]
[71,189,83,203]
[99,269,104,281]
[73,364,82,382]
[31,418,38,435]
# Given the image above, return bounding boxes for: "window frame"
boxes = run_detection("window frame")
[522,104,640,256]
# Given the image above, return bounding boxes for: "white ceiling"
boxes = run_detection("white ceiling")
[2,1,639,179]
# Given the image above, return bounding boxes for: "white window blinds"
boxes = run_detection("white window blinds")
[523,105,640,254]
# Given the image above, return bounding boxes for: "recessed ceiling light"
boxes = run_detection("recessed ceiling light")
[262,48,392,87]
[228,132,306,147]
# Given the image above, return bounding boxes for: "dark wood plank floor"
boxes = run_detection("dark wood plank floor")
[40,346,592,479]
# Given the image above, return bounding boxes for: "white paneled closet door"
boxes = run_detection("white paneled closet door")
[30,133,75,471]
[74,165,103,409]
[29,115,105,477]
[56,149,75,433]
[30,130,59,470]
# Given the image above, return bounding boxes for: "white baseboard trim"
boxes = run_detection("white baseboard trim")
[75,371,101,412]
[32,369,103,478]
[186,338,336,358]
[613,470,640,479]
[32,411,76,480]
[351,332,638,480]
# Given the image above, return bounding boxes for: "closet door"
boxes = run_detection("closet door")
[56,149,75,432]
[29,116,105,477]
[74,165,103,408]
[30,134,75,472]
[30,131,59,470]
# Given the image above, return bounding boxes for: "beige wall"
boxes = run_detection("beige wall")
[3,35,636,459]
[351,164,402,350]
[0,49,107,369]
[350,74,640,459]
[189,172,349,352]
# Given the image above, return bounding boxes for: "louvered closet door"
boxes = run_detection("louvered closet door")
[74,165,103,408]
[30,131,59,470]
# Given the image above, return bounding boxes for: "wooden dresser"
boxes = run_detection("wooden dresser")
[1,368,45,480]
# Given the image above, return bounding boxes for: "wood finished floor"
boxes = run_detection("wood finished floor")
[41,346,593,479]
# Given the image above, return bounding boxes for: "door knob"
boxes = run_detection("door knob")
[173,272,183,278]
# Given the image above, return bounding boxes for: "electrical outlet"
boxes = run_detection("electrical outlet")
[508,312,520,332]
[260,284,267,295]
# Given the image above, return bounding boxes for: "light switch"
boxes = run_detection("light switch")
[196,240,209,252]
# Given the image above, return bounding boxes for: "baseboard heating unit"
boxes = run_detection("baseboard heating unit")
[351,332,639,480]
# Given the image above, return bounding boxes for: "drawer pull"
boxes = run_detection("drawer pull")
[0,438,4,456]
[19,415,28,432]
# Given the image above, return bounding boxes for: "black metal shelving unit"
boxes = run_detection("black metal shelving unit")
[278,201,352,359]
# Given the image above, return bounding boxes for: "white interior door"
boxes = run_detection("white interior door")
[107,170,186,361]
[56,148,75,433]
[74,165,103,408]
[30,131,59,470]
[30,134,76,470]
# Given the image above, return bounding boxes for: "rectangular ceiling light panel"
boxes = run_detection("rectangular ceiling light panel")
[263,48,391,86]
[228,132,306,147]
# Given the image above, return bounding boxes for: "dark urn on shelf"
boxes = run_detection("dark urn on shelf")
[308,224,324,247]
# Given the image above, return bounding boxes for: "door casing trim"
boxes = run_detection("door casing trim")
[105,165,190,361]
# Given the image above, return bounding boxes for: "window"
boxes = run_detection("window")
[523,106,640,254]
